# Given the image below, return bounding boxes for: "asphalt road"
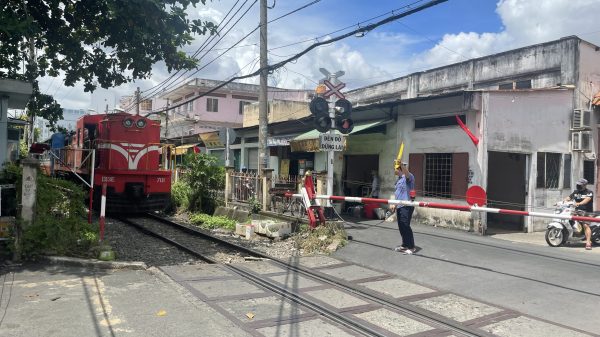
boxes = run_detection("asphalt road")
[335,218,600,335]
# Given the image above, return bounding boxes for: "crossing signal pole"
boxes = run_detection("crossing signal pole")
[310,68,353,206]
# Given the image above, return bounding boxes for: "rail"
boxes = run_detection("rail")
[125,214,492,337]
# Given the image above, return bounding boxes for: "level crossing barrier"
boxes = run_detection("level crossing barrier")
[285,192,600,227]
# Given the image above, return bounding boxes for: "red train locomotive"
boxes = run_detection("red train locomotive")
[50,112,171,213]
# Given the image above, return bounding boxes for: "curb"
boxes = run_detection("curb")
[42,256,148,270]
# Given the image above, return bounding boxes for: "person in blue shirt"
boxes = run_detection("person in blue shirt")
[390,160,416,254]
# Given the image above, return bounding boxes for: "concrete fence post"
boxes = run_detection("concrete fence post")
[262,168,274,211]
[14,158,38,261]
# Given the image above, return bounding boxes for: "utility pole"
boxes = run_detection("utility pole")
[165,99,170,139]
[258,0,268,175]
[27,37,36,147]
[135,87,140,116]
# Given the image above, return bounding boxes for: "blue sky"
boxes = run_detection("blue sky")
[29,0,600,112]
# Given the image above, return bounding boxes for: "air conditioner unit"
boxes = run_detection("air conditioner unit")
[572,131,592,152]
[572,109,591,129]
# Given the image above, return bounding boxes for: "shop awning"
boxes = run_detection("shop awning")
[292,120,390,141]
[290,120,391,152]
[173,144,198,155]
[593,91,600,106]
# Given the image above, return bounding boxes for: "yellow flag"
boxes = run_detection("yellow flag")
[394,142,404,170]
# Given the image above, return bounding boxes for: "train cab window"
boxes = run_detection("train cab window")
[77,129,81,146]
[83,124,97,149]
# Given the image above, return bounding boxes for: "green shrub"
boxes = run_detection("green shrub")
[171,180,192,209]
[2,164,97,258]
[247,196,261,214]
[181,153,224,214]
[189,213,236,231]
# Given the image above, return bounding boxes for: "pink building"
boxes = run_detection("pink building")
[155,78,309,139]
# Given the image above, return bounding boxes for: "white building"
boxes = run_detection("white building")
[37,108,87,141]
[234,36,600,233]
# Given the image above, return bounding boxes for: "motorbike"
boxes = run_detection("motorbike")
[545,201,600,247]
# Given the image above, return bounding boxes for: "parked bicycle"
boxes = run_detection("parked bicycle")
[270,189,306,218]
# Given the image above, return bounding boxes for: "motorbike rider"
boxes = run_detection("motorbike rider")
[564,178,593,250]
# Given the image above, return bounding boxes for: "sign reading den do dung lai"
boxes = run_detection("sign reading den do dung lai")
[319,133,345,151]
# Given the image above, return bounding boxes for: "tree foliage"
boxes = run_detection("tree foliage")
[1,164,97,258]
[0,0,216,127]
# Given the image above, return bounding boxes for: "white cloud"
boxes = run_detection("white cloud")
[48,0,600,113]
[414,0,600,72]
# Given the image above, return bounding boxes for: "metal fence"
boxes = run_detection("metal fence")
[271,175,301,190]
[230,172,262,203]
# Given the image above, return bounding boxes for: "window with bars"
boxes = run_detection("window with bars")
[207,98,219,112]
[424,153,453,198]
[536,152,561,188]
[239,101,251,115]
[584,160,595,185]
[140,100,152,111]
[563,154,571,189]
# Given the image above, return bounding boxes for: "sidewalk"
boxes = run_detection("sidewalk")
[0,262,251,337]
[490,231,600,255]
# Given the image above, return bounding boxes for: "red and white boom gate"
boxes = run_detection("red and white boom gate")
[297,175,327,229]
[288,185,600,228]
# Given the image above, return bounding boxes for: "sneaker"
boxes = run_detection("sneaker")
[402,248,415,255]
[393,246,407,252]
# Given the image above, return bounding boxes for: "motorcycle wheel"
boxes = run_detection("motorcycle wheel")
[545,227,566,247]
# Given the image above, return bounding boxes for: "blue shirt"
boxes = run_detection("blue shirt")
[395,173,415,204]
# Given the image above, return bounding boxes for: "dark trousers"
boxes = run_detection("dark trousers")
[396,206,415,249]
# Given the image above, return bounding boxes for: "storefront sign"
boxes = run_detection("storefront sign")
[267,136,293,147]
[319,133,344,151]
[290,139,321,152]
[199,132,224,149]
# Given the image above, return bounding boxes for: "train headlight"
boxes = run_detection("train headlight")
[123,118,134,128]
[136,119,147,128]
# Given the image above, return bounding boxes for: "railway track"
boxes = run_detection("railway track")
[119,214,501,337]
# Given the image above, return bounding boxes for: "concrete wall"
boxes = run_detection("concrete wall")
[347,37,581,107]
[578,41,600,207]
[485,90,575,231]
[408,108,481,231]
[344,129,397,198]
[243,100,310,127]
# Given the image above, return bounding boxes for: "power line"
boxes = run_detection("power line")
[139,0,247,96]
[268,0,320,24]
[132,0,326,109]
[144,0,449,117]
[134,0,257,106]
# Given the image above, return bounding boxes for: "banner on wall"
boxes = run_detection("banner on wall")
[280,159,290,176]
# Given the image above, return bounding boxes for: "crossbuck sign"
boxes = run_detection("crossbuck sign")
[322,80,346,99]
[319,133,344,151]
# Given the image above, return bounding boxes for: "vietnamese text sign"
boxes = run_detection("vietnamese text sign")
[319,133,344,151]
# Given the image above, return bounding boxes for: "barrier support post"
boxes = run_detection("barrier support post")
[99,183,107,242]
[303,173,326,229]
